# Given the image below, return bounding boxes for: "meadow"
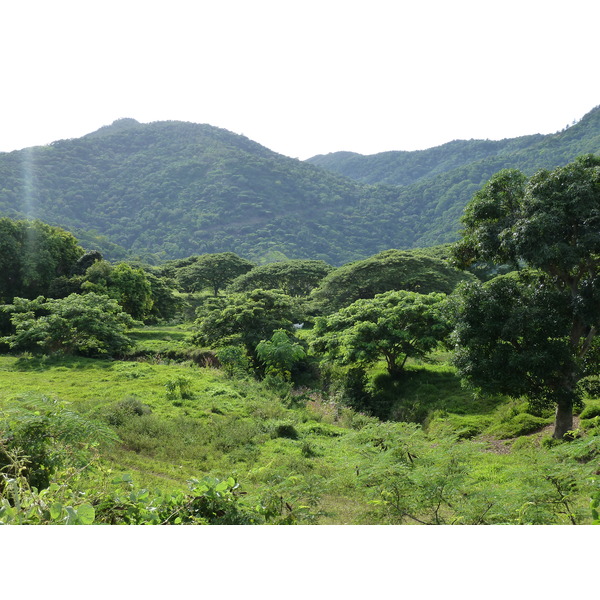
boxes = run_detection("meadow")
[1,325,599,525]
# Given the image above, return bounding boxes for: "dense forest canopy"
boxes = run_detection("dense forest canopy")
[0,106,598,264]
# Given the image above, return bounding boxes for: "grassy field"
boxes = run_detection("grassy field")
[1,326,599,524]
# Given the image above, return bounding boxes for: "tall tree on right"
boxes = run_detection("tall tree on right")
[452,155,600,439]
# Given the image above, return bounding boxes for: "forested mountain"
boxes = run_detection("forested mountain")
[307,105,600,248]
[307,105,600,186]
[0,106,599,264]
[0,119,408,265]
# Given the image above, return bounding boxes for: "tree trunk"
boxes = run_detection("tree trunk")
[553,396,574,439]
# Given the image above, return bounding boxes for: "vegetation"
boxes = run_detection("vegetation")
[310,249,474,313]
[453,155,600,438]
[1,134,600,525]
[1,107,599,265]
[311,290,450,375]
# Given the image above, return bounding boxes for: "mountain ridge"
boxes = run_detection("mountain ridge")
[0,106,598,265]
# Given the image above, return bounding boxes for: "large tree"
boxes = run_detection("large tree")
[227,259,334,297]
[0,218,84,302]
[177,253,254,296]
[452,154,600,439]
[310,249,475,313]
[310,290,450,376]
[193,288,302,364]
[2,293,135,357]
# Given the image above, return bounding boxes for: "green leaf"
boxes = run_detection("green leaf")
[50,503,63,520]
[76,503,95,525]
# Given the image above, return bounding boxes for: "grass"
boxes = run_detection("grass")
[1,330,599,524]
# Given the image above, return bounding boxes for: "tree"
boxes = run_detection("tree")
[452,155,600,438]
[311,249,475,313]
[310,290,450,376]
[2,293,136,357]
[80,260,155,321]
[256,329,306,380]
[144,272,183,323]
[193,289,302,364]
[227,259,334,296]
[177,253,255,296]
[109,263,154,321]
[0,218,84,302]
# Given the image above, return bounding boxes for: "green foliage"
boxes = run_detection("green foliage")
[1,110,600,265]
[102,397,153,427]
[164,376,193,402]
[0,217,84,302]
[311,290,450,375]
[486,413,552,439]
[452,155,600,438]
[216,345,252,377]
[228,259,334,296]
[0,394,117,491]
[2,293,136,357]
[193,288,303,363]
[0,474,97,525]
[256,329,306,380]
[109,263,154,320]
[580,403,600,419]
[94,474,265,525]
[311,249,474,313]
[176,252,255,295]
[81,260,155,321]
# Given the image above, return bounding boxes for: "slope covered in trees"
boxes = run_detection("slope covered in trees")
[307,105,600,186]
[0,119,402,265]
[1,106,599,264]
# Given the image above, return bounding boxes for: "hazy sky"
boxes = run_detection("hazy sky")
[2,0,598,159]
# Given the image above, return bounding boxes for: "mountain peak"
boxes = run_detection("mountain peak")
[86,118,141,138]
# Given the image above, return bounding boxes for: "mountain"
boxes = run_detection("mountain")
[0,119,401,265]
[307,105,600,186]
[306,105,600,248]
[0,107,599,265]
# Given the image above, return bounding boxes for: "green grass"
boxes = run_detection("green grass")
[1,336,599,524]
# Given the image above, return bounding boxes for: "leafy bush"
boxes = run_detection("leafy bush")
[580,402,600,419]
[164,376,193,402]
[215,345,251,377]
[103,397,152,427]
[272,422,299,440]
[2,293,136,357]
[0,395,117,490]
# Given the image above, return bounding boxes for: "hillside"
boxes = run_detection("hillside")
[0,106,599,263]
[307,105,600,186]
[0,119,403,265]
[307,106,600,248]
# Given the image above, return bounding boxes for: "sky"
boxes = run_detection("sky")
[1,0,599,159]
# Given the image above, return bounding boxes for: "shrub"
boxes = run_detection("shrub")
[164,376,193,402]
[272,422,299,440]
[579,402,600,420]
[103,397,152,427]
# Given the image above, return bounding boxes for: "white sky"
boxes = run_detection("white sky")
[1,0,599,159]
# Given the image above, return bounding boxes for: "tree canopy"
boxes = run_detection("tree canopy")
[192,288,303,363]
[311,290,450,375]
[452,154,600,438]
[311,249,475,313]
[227,259,334,296]
[0,218,84,302]
[177,252,255,296]
[2,293,136,357]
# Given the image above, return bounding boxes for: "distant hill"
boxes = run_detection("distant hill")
[0,107,599,265]
[307,105,600,186]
